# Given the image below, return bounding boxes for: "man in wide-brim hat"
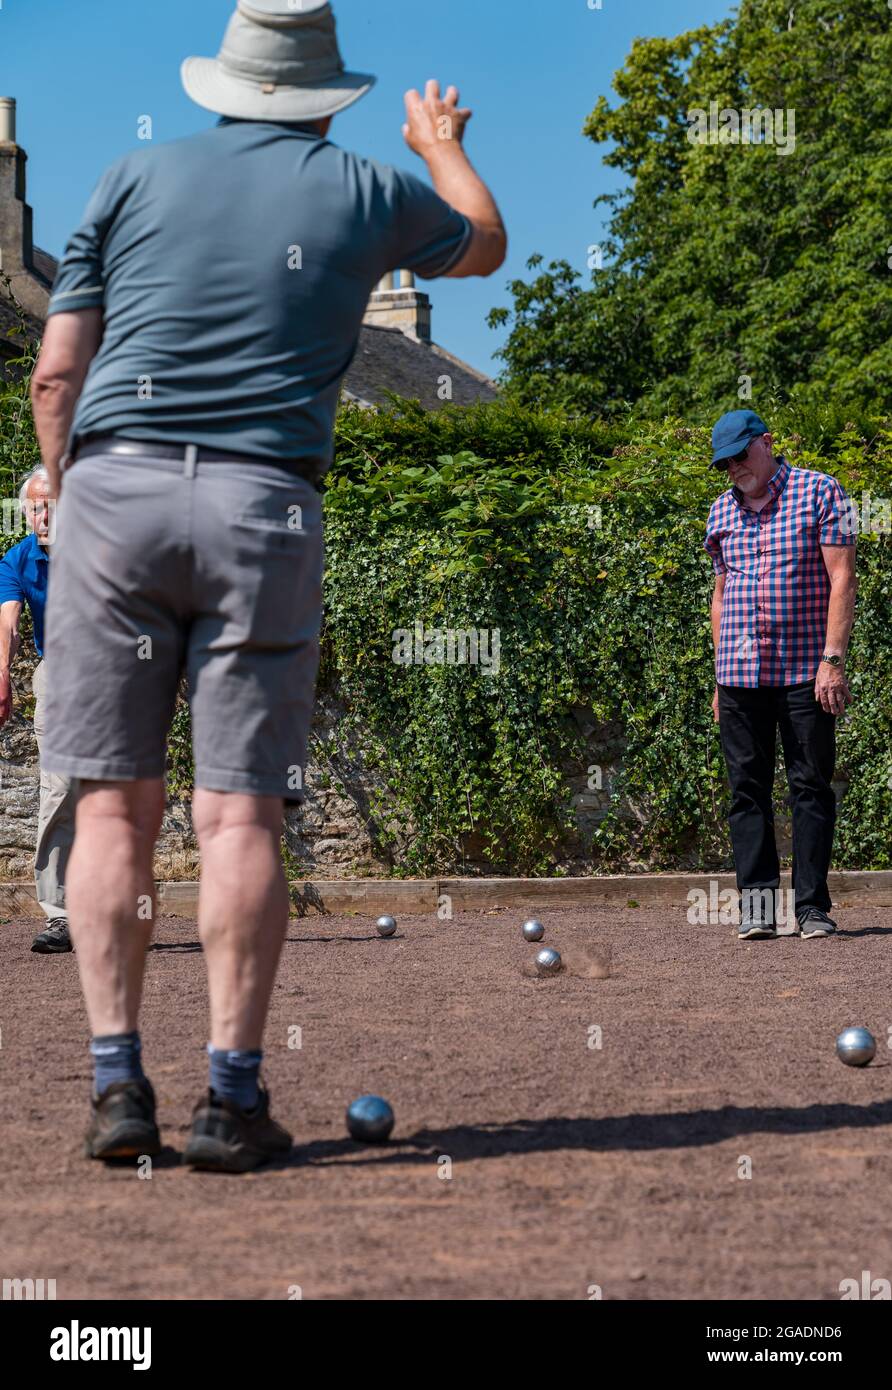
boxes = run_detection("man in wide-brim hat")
[30,0,506,1172]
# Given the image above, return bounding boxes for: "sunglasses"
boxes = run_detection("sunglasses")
[717,439,755,470]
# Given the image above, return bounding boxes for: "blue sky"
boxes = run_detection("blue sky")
[1,0,735,378]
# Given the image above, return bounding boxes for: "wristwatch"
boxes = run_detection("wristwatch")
[821,653,843,667]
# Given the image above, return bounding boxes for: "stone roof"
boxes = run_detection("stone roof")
[30,246,57,287]
[0,288,43,364]
[0,242,54,361]
[342,324,498,410]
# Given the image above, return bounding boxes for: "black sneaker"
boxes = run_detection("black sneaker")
[184,1087,292,1173]
[31,918,72,953]
[797,908,837,939]
[85,1078,161,1160]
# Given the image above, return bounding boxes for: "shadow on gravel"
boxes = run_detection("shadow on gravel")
[146,934,406,949]
[285,933,405,944]
[281,1100,892,1168]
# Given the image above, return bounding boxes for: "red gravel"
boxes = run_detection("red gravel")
[2,906,891,1300]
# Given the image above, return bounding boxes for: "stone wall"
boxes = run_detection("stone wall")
[0,662,644,881]
[0,671,415,881]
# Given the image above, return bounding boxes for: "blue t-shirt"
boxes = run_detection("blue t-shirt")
[0,532,50,657]
[46,119,472,471]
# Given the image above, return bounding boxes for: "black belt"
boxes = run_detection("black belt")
[73,435,323,485]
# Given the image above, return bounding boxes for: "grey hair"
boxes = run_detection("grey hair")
[18,465,49,523]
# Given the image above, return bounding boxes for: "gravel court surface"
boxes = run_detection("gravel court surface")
[2,905,891,1300]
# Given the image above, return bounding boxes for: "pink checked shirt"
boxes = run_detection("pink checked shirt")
[704,458,855,688]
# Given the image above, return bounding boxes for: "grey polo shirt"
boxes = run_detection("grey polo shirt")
[46,118,472,471]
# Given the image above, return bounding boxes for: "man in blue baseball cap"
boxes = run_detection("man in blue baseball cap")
[704,409,858,942]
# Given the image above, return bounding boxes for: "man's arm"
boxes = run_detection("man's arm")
[710,572,726,723]
[403,81,506,278]
[30,308,103,496]
[815,543,857,715]
[0,600,23,727]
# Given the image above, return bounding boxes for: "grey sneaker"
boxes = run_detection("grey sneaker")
[738,898,777,939]
[797,908,837,939]
[738,920,777,940]
[31,917,72,953]
[738,889,779,940]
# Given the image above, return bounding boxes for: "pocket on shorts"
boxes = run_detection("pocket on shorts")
[229,469,317,536]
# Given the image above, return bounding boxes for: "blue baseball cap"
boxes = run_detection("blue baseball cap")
[711,409,770,468]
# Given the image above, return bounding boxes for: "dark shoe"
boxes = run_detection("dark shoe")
[85,1078,161,1160]
[184,1087,292,1172]
[31,918,72,953]
[797,908,837,939]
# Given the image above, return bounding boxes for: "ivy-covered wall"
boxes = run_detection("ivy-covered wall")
[310,402,892,875]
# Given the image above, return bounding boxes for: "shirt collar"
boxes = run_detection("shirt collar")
[216,116,323,137]
[731,456,790,511]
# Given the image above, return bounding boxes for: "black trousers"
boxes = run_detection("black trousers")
[717,680,837,915]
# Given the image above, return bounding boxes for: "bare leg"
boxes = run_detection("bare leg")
[191,790,288,1051]
[67,779,166,1035]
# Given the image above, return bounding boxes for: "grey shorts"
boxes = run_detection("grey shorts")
[40,448,323,802]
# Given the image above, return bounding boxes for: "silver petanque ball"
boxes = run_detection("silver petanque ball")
[346,1094,395,1142]
[535,946,562,976]
[522,918,545,942]
[836,1026,876,1068]
[376,915,397,937]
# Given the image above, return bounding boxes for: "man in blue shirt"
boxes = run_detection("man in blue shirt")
[29,1,506,1171]
[0,467,77,953]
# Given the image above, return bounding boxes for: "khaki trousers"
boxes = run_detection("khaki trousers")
[31,659,78,921]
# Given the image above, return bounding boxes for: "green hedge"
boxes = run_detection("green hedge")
[322,403,892,874]
[4,297,891,873]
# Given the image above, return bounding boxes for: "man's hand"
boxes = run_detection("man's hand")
[712,685,720,724]
[403,80,473,161]
[815,662,852,716]
[401,80,506,279]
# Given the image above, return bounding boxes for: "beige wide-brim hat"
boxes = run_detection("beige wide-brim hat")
[182,0,376,123]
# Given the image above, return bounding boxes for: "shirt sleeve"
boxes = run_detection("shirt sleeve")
[816,474,857,545]
[383,168,473,279]
[46,160,128,316]
[0,550,25,605]
[704,505,727,574]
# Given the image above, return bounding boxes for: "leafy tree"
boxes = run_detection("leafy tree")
[489,0,892,420]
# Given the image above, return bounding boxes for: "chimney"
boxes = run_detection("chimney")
[0,97,51,318]
[363,269,432,343]
[0,98,15,143]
